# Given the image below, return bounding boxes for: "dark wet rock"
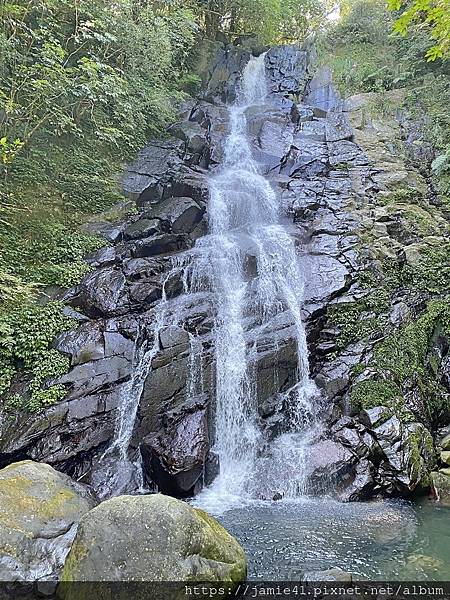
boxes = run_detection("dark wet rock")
[325,111,353,142]
[123,218,162,241]
[83,221,124,244]
[65,268,129,318]
[328,140,367,166]
[205,46,250,103]
[60,494,247,592]
[141,395,209,497]
[339,458,375,501]
[163,171,209,207]
[205,452,220,486]
[308,439,357,493]
[314,343,366,397]
[129,281,162,305]
[85,246,116,268]
[266,45,309,96]
[359,406,392,428]
[298,120,326,142]
[374,420,435,494]
[131,233,189,258]
[122,141,184,203]
[55,322,104,366]
[282,139,328,178]
[0,460,95,581]
[302,255,350,305]
[144,196,205,234]
[170,120,207,155]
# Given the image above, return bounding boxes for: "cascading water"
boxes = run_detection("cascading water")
[99,52,320,507]
[193,53,321,511]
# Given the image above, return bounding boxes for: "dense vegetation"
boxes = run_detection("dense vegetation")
[318,0,450,196]
[0,0,325,409]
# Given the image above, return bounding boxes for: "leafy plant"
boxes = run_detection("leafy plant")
[388,0,450,61]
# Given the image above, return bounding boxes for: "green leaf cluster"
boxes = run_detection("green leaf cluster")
[387,0,450,61]
[0,300,72,409]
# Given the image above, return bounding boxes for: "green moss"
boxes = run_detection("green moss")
[350,379,403,413]
[354,300,450,425]
[379,187,425,206]
[0,301,73,411]
[327,292,389,353]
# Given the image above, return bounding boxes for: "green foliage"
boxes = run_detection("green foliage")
[328,297,387,352]
[349,299,450,424]
[0,0,198,160]
[0,301,72,409]
[432,145,450,194]
[318,0,449,95]
[192,0,325,43]
[350,379,404,411]
[318,0,450,194]
[388,0,450,61]
[375,300,450,380]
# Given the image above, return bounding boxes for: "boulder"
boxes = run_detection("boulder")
[123,218,162,241]
[141,396,210,497]
[144,196,205,234]
[0,460,95,581]
[205,46,250,102]
[430,471,450,506]
[66,267,129,318]
[304,67,341,112]
[373,420,435,495]
[60,494,246,598]
[265,45,309,96]
[308,439,357,493]
[131,233,188,258]
[122,141,183,203]
[170,121,207,155]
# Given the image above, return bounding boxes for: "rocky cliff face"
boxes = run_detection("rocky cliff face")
[0,43,449,502]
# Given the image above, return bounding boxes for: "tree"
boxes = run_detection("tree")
[388,0,450,60]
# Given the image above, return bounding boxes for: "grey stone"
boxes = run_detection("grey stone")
[141,395,209,496]
[304,67,341,112]
[123,218,162,240]
[60,494,247,593]
[66,268,129,318]
[0,461,95,581]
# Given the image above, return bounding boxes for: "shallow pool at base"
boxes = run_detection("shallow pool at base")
[216,497,450,580]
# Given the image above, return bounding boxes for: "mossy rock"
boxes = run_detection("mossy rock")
[0,460,95,581]
[59,494,247,600]
[431,471,450,506]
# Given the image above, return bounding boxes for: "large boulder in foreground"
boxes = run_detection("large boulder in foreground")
[0,460,95,581]
[60,494,246,599]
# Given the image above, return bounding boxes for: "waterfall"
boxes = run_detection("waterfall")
[194,53,320,512]
[98,52,320,507]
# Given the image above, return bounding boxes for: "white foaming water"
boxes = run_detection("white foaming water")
[100,52,320,507]
[194,53,320,513]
